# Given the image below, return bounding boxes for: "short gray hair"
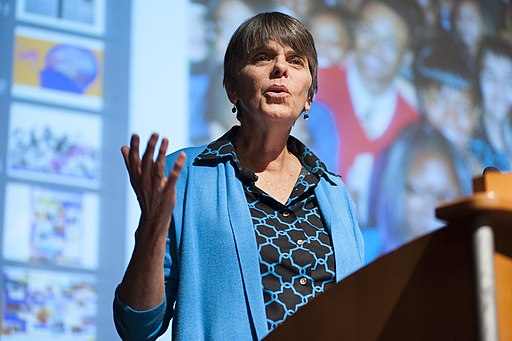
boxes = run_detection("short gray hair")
[223,12,318,104]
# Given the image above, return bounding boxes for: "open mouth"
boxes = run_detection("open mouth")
[265,85,289,98]
[266,85,289,94]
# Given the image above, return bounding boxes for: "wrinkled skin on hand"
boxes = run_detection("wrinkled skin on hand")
[121,133,186,234]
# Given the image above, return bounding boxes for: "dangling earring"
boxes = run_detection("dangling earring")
[231,104,237,114]
[303,110,309,120]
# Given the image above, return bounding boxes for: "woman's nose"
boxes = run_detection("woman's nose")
[271,57,288,77]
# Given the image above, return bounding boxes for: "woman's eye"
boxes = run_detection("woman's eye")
[254,54,270,62]
[290,58,305,66]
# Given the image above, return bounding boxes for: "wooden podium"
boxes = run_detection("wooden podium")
[266,172,512,340]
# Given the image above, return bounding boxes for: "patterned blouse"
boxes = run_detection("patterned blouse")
[195,127,337,331]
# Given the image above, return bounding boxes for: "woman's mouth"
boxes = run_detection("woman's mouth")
[265,85,289,98]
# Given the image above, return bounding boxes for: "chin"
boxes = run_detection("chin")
[262,107,296,119]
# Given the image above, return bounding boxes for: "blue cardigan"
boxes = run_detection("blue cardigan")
[114,145,364,340]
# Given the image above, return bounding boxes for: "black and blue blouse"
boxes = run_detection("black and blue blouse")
[195,127,337,331]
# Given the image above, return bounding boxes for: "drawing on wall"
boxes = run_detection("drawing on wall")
[12,26,104,110]
[1,266,97,340]
[7,102,102,188]
[2,182,99,269]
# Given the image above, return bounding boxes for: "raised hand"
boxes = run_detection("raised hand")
[121,133,186,234]
[118,133,186,310]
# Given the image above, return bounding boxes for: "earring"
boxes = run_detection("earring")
[303,111,309,120]
[231,104,237,114]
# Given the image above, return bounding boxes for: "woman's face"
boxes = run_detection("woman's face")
[354,2,409,89]
[422,83,478,148]
[310,13,350,68]
[480,51,512,121]
[228,40,312,127]
[454,1,485,53]
[415,0,439,28]
[404,148,461,241]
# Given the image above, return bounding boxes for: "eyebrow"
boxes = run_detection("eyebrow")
[250,44,304,57]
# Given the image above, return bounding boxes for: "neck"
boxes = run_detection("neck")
[355,59,393,96]
[234,123,294,173]
[362,76,391,96]
[235,123,302,204]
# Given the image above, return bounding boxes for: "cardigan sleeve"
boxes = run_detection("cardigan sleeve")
[113,288,168,341]
[113,227,178,340]
[113,149,195,339]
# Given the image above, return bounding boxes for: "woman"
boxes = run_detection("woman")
[372,121,472,253]
[113,12,364,340]
[470,37,512,171]
[452,0,493,60]
[308,6,352,69]
[413,35,481,174]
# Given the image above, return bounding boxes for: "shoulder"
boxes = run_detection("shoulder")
[322,173,349,192]
[164,145,206,174]
[166,145,205,161]
[319,174,358,221]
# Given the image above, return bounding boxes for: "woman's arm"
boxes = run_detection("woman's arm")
[117,133,186,310]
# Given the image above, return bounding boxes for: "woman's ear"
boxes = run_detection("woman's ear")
[225,80,238,104]
[304,97,312,112]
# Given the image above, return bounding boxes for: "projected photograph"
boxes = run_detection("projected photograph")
[7,102,102,188]
[2,182,99,269]
[16,0,106,35]
[188,0,512,261]
[11,26,104,110]
[1,266,96,340]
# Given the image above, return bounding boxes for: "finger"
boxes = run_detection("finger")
[156,137,168,166]
[121,145,130,170]
[122,145,142,192]
[164,152,186,192]
[128,134,142,179]
[141,133,158,166]
[121,136,143,191]
[152,138,168,190]
[141,133,159,185]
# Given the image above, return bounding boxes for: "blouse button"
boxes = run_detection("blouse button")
[299,278,307,285]
[282,211,291,217]
[297,239,304,245]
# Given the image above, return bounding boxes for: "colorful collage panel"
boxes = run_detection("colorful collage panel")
[7,102,102,188]
[11,26,104,111]
[1,266,97,340]
[2,182,99,269]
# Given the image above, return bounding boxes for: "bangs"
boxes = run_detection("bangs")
[241,14,314,60]
[224,12,318,99]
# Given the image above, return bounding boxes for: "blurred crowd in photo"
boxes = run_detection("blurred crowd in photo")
[187,0,512,261]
